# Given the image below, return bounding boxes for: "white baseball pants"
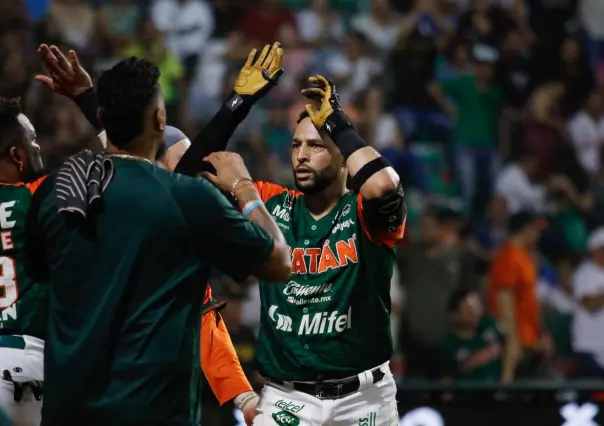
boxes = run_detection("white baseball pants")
[253,362,399,426]
[0,335,43,426]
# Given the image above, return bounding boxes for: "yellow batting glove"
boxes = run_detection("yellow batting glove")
[300,75,352,137]
[234,42,284,100]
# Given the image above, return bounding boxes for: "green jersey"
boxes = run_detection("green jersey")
[0,177,48,339]
[26,159,274,426]
[440,315,504,381]
[253,181,405,381]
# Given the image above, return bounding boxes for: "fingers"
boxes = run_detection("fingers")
[244,48,257,67]
[68,49,82,70]
[304,104,317,118]
[34,74,54,89]
[47,45,73,80]
[269,68,284,82]
[254,44,271,67]
[315,75,332,98]
[263,42,281,70]
[200,172,218,184]
[300,88,325,101]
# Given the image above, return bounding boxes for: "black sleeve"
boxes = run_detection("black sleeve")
[174,94,251,177]
[360,184,406,232]
[23,175,55,283]
[73,88,103,132]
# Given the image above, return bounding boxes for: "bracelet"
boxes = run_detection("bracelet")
[242,200,263,218]
[234,391,259,411]
[230,177,254,200]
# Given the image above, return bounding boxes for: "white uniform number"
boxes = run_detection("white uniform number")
[0,256,17,309]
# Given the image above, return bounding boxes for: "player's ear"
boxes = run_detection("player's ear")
[154,107,166,133]
[9,146,23,171]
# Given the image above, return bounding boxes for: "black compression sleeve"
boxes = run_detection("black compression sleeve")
[361,184,406,232]
[73,88,103,132]
[174,93,251,176]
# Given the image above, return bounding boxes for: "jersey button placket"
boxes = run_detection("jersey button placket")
[304,344,309,349]
[303,307,308,313]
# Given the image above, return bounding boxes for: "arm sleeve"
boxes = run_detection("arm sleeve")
[174,102,252,176]
[174,175,274,282]
[356,192,406,248]
[201,311,253,405]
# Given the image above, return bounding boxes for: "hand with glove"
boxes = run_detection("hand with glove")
[226,42,284,115]
[300,75,354,140]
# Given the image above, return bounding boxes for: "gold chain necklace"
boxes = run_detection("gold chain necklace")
[107,154,154,165]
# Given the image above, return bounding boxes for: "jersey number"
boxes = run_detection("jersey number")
[0,256,17,309]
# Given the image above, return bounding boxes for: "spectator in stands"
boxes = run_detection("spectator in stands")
[579,0,604,71]
[151,0,214,83]
[351,0,403,55]
[571,228,604,378]
[48,0,96,50]
[355,85,404,152]
[465,195,508,266]
[97,0,141,42]
[295,0,345,48]
[429,44,503,213]
[435,36,472,81]
[123,18,184,123]
[495,147,546,214]
[457,0,515,48]
[239,0,296,47]
[567,89,604,177]
[324,31,382,105]
[398,207,478,380]
[488,211,551,382]
[555,35,595,118]
[441,289,505,382]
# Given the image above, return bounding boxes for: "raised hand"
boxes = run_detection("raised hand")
[35,44,92,99]
[300,75,352,136]
[200,152,254,198]
[233,42,284,102]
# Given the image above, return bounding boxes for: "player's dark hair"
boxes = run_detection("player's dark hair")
[96,58,161,148]
[0,97,23,156]
[297,110,310,123]
[447,288,474,313]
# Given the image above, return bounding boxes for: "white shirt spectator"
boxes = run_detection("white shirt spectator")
[351,15,400,54]
[295,9,344,45]
[571,260,604,367]
[567,110,604,175]
[325,54,382,104]
[372,115,401,150]
[495,163,547,214]
[580,0,604,40]
[151,0,214,59]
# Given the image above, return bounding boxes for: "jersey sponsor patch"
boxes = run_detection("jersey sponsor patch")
[288,238,358,275]
[272,410,300,426]
[274,399,305,414]
[268,305,352,336]
[283,280,332,305]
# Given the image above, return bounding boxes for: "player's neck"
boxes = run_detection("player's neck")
[304,179,347,218]
[105,136,160,163]
[0,161,21,183]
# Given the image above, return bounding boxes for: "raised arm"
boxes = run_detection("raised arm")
[301,75,406,244]
[175,42,283,175]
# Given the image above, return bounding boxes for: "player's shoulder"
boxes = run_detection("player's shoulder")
[255,181,300,205]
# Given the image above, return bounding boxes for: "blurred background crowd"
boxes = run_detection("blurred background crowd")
[4,0,604,422]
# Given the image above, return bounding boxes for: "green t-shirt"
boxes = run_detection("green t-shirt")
[440,315,504,382]
[0,179,48,339]
[253,182,403,381]
[28,158,274,426]
[440,75,502,148]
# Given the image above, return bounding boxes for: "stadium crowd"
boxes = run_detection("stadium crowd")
[3,0,604,423]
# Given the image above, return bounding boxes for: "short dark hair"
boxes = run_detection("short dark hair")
[447,288,474,313]
[0,97,23,156]
[297,110,310,123]
[96,58,161,148]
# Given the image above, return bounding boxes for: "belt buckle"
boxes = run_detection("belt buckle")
[315,386,325,399]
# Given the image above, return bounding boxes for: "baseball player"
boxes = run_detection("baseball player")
[198,75,406,425]
[0,97,46,426]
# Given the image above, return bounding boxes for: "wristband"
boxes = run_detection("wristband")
[74,87,103,132]
[330,128,368,160]
[234,391,258,411]
[348,157,392,191]
[242,200,263,218]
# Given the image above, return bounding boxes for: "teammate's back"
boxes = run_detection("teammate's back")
[28,158,276,426]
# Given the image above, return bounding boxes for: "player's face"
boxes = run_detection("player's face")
[291,117,344,195]
[16,114,43,181]
[157,139,191,172]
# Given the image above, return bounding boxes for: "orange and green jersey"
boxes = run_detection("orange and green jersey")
[0,176,47,339]
[253,181,405,381]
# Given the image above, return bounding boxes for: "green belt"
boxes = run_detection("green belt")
[0,335,26,350]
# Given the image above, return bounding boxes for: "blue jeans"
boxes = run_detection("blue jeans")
[455,147,500,210]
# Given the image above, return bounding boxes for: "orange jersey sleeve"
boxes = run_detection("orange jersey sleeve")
[26,175,48,194]
[356,193,405,248]
[200,310,252,405]
[489,245,518,290]
[254,181,300,204]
